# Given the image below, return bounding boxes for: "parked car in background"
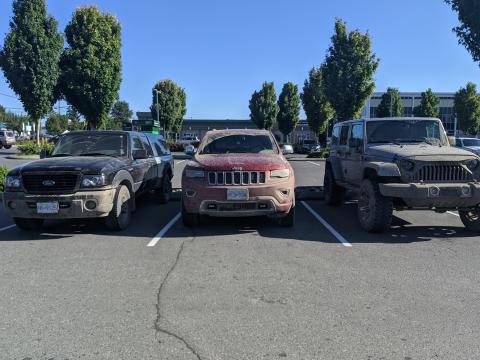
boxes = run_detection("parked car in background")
[294,139,320,154]
[181,129,295,227]
[455,137,480,156]
[178,135,200,145]
[3,131,173,231]
[185,144,196,156]
[281,144,294,155]
[0,129,16,149]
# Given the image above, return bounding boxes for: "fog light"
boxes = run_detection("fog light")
[461,186,472,197]
[185,190,196,197]
[429,186,440,197]
[279,189,290,197]
[85,200,97,210]
[8,201,16,210]
[207,204,217,210]
[258,203,268,209]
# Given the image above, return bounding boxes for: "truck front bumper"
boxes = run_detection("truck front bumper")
[3,189,116,219]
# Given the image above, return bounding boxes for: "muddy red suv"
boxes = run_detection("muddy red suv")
[181,129,295,227]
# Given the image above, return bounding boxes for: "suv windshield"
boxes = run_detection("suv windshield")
[462,139,480,147]
[51,133,128,157]
[6,131,13,137]
[200,134,278,154]
[367,120,447,146]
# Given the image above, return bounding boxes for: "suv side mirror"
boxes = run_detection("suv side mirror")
[132,149,147,160]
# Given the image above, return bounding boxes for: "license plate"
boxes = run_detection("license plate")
[36,202,59,214]
[227,188,249,201]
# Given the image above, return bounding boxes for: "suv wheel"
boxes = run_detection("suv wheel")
[459,209,480,232]
[105,185,132,231]
[157,174,172,204]
[182,202,199,227]
[357,179,393,232]
[324,166,345,206]
[14,218,44,231]
[279,206,295,227]
[4,145,11,149]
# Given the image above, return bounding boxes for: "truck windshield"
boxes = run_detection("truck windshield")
[51,133,128,157]
[200,134,278,154]
[366,120,447,146]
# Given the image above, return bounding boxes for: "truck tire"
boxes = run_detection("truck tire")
[105,185,132,231]
[279,206,295,227]
[357,179,393,233]
[459,209,480,232]
[182,202,199,227]
[157,174,172,204]
[324,165,345,206]
[14,218,44,231]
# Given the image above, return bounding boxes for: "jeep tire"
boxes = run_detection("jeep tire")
[182,201,199,227]
[105,185,132,231]
[14,218,44,231]
[357,179,393,233]
[459,209,480,232]
[324,165,345,206]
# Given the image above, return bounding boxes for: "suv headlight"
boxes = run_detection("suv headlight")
[185,169,205,178]
[81,175,105,188]
[271,169,290,178]
[5,175,21,189]
[467,159,479,170]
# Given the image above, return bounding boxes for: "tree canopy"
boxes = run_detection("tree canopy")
[150,80,187,136]
[277,82,301,141]
[45,113,69,135]
[60,6,122,130]
[376,88,403,118]
[454,82,480,135]
[249,82,279,130]
[414,89,440,118]
[0,0,63,143]
[322,19,379,121]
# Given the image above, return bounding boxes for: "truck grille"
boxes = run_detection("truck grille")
[22,173,79,194]
[412,164,472,182]
[208,171,266,185]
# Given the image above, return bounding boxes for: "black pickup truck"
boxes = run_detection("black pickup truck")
[3,131,174,231]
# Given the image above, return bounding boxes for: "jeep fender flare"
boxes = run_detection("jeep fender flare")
[363,162,401,178]
[112,170,136,211]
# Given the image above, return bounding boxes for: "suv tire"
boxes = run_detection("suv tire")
[157,174,172,204]
[14,218,44,231]
[357,179,393,232]
[182,202,199,227]
[279,206,295,227]
[459,209,480,232]
[324,165,345,206]
[105,185,132,231]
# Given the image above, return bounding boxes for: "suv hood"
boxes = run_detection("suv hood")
[17,156,123,174]
[190,153,288,171]
[366,144,478,162]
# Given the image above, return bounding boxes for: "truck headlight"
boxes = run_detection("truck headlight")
[467,159,479,170]
[5,176,21,188]
[185,169,205,178]
[81,175,105,188]
[271,169,290,178]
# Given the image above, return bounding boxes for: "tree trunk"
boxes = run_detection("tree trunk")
[35,118,41,145]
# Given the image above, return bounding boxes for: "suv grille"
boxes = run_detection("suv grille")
[208,171,266,185]
[22,173,79,194]
[412,164,473,182]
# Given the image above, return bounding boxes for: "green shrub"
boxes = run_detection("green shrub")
[18,142,54,156]
[166,140,186,152]
[0,165,8,193]
[307,148,329,159]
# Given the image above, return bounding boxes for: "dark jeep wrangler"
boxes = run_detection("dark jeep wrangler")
[324,117,480,232]
[3,131,174,231]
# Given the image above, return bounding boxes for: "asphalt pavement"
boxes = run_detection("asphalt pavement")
[1,157,480,359]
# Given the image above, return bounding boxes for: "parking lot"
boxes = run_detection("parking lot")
[1,153,480,359]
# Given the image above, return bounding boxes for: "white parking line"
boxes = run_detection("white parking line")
[307,161,323,167]
[0,224,16,232]
[301,201,352,247]
[447,211,460,217]
[147,213,181,247]
[176,160,186,164]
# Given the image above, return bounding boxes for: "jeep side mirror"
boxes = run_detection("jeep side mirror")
[132,149,147,160]
[448,136,455,146]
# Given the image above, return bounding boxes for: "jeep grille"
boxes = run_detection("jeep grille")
[22,173,79,194]
[208,171,266,185]
[411,164,472,182]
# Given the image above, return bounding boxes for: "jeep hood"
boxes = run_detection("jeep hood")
[189,153,289,171]
[16,156,123,174]
[366,144,478,162]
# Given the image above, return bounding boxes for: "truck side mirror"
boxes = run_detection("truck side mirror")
[448,136,456,146]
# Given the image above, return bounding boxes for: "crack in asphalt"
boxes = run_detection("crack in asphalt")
[154,232,203,360]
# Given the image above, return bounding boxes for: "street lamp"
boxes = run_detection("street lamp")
[153,89,166,138]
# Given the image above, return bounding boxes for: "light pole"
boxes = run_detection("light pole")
[154,89,165,138]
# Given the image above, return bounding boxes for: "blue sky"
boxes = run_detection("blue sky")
[0,0,478,119]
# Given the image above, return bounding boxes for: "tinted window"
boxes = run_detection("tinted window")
[339,126,349,146]
[331,126,340,145]
[131,135,144,151]
[462,139,480,147]
[140,135,154,157]
[351,124,364,141]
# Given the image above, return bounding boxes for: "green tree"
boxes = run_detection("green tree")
[249,81,279,130]
[301,66,335,145]
[150,80,187,137]
[66,105,84,131]
[111,100,133,127]
[3,112,31,133]
[60,6,122,130]
[454,82,480,135]
[322,19,379,121]
[445,0,480,66]
[277,82,301,142]
[376,88,403,118]
[0,105,5,122]
[45,113,69,135]
[414,89,440,118]
[0,0,63,144]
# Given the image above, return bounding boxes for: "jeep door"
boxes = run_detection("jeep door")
[334,124,350,183]
[344,122,365,185]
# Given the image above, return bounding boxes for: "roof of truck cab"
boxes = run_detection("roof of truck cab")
[335,117,442,126]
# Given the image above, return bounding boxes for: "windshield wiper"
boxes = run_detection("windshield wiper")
[50,153,73,157]
[79,152,119,157]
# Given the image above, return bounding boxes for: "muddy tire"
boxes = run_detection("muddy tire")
[105,185,132,231]
[157,174,172,204]
[459,209,480,232]
[182,202,199,227]
[14,218,44,231]
[279,206,295,227]
[357,179,393,233]
[324,165,345,206]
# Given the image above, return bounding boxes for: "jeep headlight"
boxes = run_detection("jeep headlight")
[271,169,290,178]
[81,175,105,188]
[399,159,415,171]
[5,175,21,189]
[185,169,205,178]
[467,159,479,170]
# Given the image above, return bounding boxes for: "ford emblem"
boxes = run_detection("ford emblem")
[42,180,56,186]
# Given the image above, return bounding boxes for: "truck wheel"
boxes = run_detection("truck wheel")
[105,185,132,231]
[459,209,480,232]
[182,202,199,227]
[324,166,345,206]
[157,175,172,204]
[357,179,393,233]
[13,218,44,231]
[279,206,295,227]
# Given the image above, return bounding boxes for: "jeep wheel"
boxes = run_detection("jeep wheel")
[324,166,345,206]
[279,206,295,227]
[157,174,172,204]
[14,218,44,231]
[357,179,393,233]
[459,209,480,232]
[105,185,132,231]
[182,202,199,227]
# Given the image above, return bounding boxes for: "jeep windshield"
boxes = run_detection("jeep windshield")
[199,134,278,154]
[51,133,128,157]
[462,139,480,147]
[367,120,448,146]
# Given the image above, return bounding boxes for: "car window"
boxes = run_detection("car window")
[0,131,4,136]
[456,139,463,147]
[462,139,480,147]
[339,125,349,146]
[332,126,340,145]
[140,134,154,157]
[351,124,364,141]
[6,131,13,137]
[131,135,144,151]
[51,133,128,157]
